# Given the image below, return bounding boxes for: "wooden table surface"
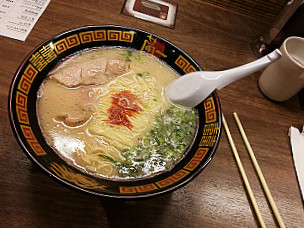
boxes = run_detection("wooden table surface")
[1,0,303,227]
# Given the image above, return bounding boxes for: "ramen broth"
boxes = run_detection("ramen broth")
[37,48,197,179]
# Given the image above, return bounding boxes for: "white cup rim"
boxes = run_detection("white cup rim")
[282,36,304,69]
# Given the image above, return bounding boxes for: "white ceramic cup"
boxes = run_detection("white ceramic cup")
[258,36,304,102]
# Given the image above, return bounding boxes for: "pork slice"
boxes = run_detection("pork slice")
[55,87,97,128]
[56,104,96,127]
[106,58,129,77]
[50,57,129,87]
[50,64,83,87]
[81,58,108,85]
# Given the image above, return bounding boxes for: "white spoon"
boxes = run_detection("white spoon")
[167,49,282,107]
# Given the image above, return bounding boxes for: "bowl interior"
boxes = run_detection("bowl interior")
[9,25,222,199]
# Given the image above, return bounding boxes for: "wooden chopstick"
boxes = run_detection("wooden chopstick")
[222,114,266,228]
[233,112,285,228]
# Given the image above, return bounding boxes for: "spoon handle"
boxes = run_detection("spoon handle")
[217,49,282,90]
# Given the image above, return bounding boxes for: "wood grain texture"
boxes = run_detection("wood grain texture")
[0,0,303,227]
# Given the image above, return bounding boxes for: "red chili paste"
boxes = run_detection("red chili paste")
[108,90,142,129]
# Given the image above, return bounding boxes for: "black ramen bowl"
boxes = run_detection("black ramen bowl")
[9,25,222,199]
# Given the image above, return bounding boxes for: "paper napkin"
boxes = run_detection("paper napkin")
[289,126,304,201]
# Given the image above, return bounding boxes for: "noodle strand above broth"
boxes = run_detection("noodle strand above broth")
[37,48,197,179]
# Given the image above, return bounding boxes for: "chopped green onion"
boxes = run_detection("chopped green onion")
[117,106,196,178]
[143,72,150,76]
[98,154,116,163]
[136,72,149,77]
[135,54,143,63]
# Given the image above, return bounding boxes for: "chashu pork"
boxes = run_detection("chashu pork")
[50,57,129,87]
